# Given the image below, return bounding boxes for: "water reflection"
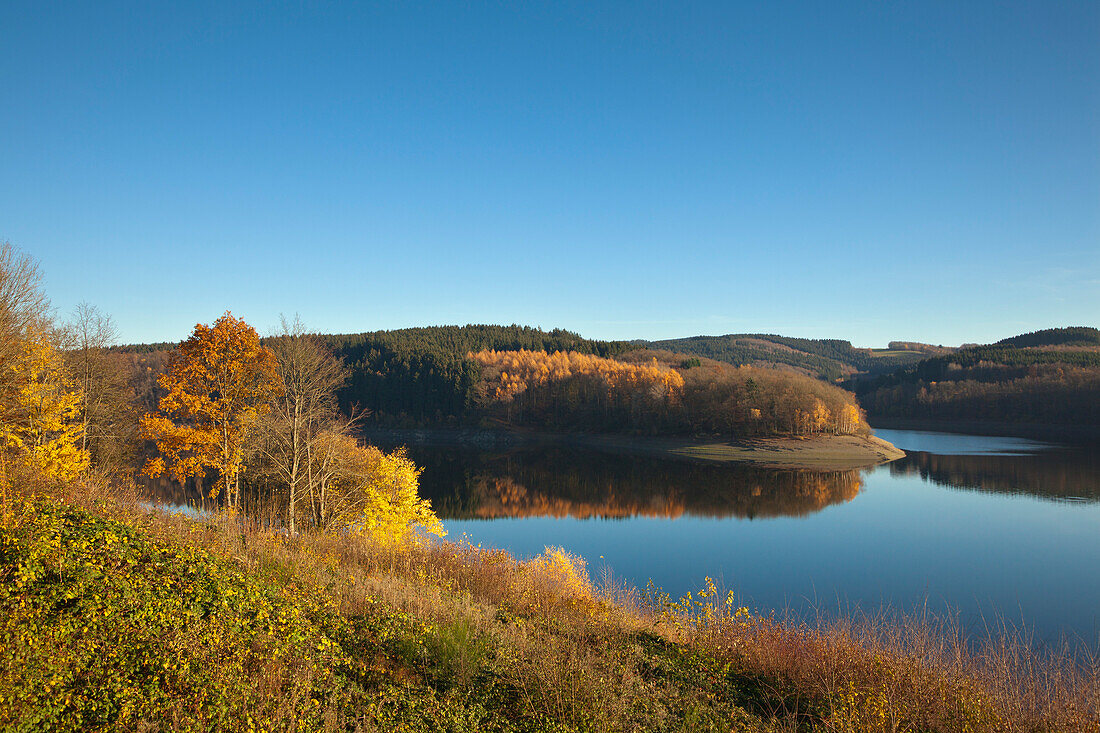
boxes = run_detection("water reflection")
[139,473,211,509]
[874,427,1100,502]
[890,449,1100,502]
[133,431,1100,642]
[410,447,863,520]
[872,428,1054,456]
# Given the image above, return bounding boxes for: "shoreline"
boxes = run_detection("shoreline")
[360,426,906,470]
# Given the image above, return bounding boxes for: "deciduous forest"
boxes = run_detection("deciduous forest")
[471,348,868,436]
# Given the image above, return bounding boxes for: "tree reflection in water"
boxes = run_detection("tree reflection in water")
[411,447,864,520]
[889,448,1100,502]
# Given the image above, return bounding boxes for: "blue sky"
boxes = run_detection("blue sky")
[2,1,1097,347]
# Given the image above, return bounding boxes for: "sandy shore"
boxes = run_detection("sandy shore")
[568,432,905,469]
[363,427,906,470]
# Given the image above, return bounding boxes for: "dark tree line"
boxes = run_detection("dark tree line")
[851,327,1100,428]
[647,334,931,380]
[317,325,627,424]
[858,365,1100,426]
[993,326,1100,349]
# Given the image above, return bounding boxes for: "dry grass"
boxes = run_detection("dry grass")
[302,527,1099,731]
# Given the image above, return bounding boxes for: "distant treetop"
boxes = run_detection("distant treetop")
[993,327,1100,349]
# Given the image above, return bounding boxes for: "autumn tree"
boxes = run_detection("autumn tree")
[141,312,281,508]
[470,349,685,430]
[470,348,869,437]
[62,303,139,471]
[260,315,348,533]
[304,432,443,545]
[5,332,89,481]
[0,242,50,429]
[0,243,89,481]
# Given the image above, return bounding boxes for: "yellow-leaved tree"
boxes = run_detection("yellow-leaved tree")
[8,337,89,481]
[141,312,281,508]
[0,243,88,482]
[306,431,444,546]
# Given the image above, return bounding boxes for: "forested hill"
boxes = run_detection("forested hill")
[992,326,1100,349]
[115,323,1099,434]
[643,334,942,381]
[114,325,626,426]
[115,325,868,434]
[319,325,628,423]
[850,327,1100,431]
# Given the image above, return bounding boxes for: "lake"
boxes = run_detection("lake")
[396,429,1100,647]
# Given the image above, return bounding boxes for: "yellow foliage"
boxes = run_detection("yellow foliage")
[522,546,593,603]
[314,433,444,546]
[140,312,281,504]
[811,398,831,434]
[838,404,863,434]
[0,325,88,482]
[470,349,685,402]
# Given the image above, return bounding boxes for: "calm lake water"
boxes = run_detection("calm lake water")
[395,429,1100,647]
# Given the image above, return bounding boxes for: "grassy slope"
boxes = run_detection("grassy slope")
[3,474,1096,732]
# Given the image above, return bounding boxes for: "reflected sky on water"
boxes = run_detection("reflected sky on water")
[872,428,1056,456]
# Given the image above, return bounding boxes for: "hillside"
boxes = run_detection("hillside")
[993,326,1100,349]
[320,325,627,423]
[851,327,1100,435]
[118,326,880,440]
[115,324,1100,439]
[115,325,626,427]
[469,347,870,439]
[644,334,943,381]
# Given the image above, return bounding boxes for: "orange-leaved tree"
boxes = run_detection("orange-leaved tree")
[141,312,281,508]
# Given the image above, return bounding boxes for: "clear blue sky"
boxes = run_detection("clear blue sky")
[2,1,1097,347]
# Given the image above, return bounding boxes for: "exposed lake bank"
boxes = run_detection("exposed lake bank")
[361,427,905,469]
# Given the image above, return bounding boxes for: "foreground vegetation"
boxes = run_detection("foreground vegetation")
[3,466,1098,732]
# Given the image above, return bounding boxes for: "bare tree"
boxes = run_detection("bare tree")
[0,242,51,427]
[62,303,139,471]
[65,303,116,450]
[261,315,349,534]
